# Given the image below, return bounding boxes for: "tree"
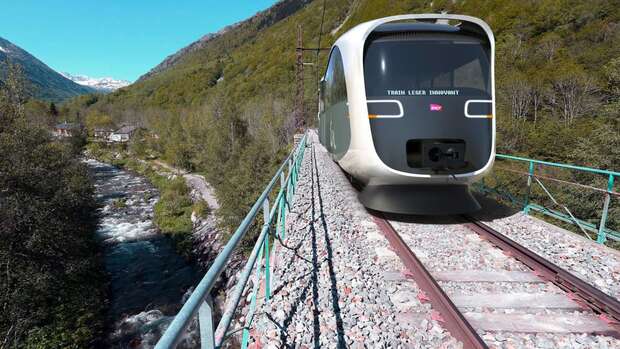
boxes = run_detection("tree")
[23,99,54,127]
[549,62,598,124]
[603,57,620,100]
[84,109,115,133]
[538,32,562,62]
[0,60,105,348]
[0,61,26,133]
[49,102,58,118]
[501,71,532,120]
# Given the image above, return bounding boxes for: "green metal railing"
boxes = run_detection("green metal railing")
[476,154,620,244]
[155,133,307,349]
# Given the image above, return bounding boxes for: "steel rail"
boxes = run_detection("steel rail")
[464,218,620,333]
[370,213,488,349]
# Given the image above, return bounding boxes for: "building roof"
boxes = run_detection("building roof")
[55,122,80,130]
[114,125,138,134]
[94,127,115,132]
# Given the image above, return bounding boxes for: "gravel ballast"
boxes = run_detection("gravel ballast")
[245,131,620,348]
[390,211,620,348]
[251,135,459,348]
[473,201,620,300]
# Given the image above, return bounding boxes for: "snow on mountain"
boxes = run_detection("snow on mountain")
[61,72,131,91]
[0,46,7,53]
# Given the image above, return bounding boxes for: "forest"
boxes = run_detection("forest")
[0,64,106,347]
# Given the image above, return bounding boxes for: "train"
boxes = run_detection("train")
[318,14,495,215]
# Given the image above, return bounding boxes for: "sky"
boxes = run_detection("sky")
[0,0,278,82]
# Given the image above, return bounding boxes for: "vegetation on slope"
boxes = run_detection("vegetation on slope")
[0,63,106,348]
[59,0,620,237]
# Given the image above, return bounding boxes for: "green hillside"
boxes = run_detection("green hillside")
[64,0,620,233]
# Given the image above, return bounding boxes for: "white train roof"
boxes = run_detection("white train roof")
[334,14,495,52]
[329,14,496,100]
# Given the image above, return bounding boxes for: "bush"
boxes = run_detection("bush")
[152,177,194,257]
[154,178,193,235]
[193,199,211,219]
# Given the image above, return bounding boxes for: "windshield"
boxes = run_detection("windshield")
[364,37,491,98]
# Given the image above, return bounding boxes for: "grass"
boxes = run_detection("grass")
[192,199,211,219]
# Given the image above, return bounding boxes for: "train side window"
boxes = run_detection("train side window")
[332,49,347,105]
[324,50,335,110]
[324,47,347,110]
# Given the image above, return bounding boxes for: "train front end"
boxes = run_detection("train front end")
[354,15,495,214]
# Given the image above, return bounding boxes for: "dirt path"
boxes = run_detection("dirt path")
[184,173,219,210]
[152,160,220,210]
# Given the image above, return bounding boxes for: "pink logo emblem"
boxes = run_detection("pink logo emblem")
[430,103,443,111]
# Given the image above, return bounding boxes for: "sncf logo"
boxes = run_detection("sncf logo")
[429,103,443,112]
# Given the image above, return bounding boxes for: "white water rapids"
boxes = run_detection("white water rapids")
[86,159,200,348]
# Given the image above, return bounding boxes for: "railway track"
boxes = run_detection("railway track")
[370,212,620,349]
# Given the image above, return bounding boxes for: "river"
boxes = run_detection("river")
[86,159,201,348]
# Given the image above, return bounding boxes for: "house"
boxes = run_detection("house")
[53,122,81,138]
[109,125,138,143]
[93,127,115,140]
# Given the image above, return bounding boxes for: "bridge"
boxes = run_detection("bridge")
[154,131,620,349]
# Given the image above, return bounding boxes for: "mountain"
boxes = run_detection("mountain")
[0,36,95,102]
[136,33,218,82]
[137,0,313,82]
[61,72,130,92]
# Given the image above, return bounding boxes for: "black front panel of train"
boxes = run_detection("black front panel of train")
[364,32,492,175]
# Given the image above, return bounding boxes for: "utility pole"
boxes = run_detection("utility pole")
[294,22,330,135]
[294,25,305,133]
[316,0,326,120]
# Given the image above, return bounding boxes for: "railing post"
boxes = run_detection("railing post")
[289,164,297,207]
[263,199,271,301]
[279,172,286,240]
[198,296,215,349]
[287,159,293,209]
[524,161,534,214]
[292,163,296,188]
[280,171,286,197]
[280,197,286,240]
[597,174,614,244]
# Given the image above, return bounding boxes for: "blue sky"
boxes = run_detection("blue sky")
[0,1,278,81]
